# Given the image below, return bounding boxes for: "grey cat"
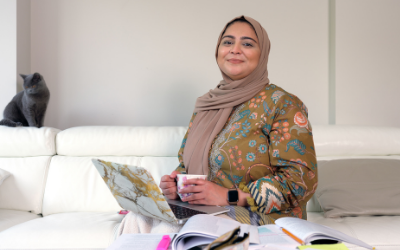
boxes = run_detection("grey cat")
[0,73,50,128]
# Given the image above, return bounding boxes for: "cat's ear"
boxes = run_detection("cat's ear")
[32,72,40,82]
[33,73,41,80]
[19,74,27,80]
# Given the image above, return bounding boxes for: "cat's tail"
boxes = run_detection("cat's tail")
[0,119,23,127]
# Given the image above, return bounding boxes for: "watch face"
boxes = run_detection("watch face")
[228,190,239,202]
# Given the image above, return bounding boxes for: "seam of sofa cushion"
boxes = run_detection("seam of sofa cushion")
[46,128,55,155]
[53,130,59,156]
[137,156,143,168]
[36,156,52,215]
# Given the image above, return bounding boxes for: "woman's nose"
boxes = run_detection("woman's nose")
[230,42,241,54]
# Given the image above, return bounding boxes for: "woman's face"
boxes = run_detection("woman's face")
[217,22,261,81]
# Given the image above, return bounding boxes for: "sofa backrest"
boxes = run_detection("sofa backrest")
[42,126,187,216]
[0,127,60,214]
[56,126,187,157]
[312,125,400,157]
[3,125,399,216]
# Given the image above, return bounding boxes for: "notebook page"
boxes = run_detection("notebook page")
[257,224,299,249]
[178,214,241,236]
[275,218,373,249]
[172,214,260,250]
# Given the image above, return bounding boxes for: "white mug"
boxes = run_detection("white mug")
[176,174,207,200]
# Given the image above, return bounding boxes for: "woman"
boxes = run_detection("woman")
[159,15,318,226]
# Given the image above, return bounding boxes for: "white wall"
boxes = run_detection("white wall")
[30,0,329,130]
[0,0,17,118]
[11,0,400,129]
[336,0,400,126]
[17,0,31,93]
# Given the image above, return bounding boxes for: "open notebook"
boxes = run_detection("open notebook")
[92,159,228,224]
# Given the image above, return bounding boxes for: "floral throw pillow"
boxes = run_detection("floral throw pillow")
[0,168,11,186]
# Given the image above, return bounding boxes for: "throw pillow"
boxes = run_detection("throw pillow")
[315,158,400,218]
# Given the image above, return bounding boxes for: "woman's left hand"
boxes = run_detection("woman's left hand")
[179,179,229,206]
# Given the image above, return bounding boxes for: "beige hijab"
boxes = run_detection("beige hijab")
[183,16,271,175]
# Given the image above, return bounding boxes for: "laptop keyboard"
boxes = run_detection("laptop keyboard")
[169,204,207,219]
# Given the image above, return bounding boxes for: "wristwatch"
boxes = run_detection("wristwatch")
[227,189,239,205]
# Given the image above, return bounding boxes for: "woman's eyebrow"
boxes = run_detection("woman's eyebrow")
[241,36,257,43]
[222,35,235,40]
[221,35,257,43]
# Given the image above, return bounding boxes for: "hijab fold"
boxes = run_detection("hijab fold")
[183,16,271,176]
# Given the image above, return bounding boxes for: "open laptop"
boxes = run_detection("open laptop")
[91,159,228,225]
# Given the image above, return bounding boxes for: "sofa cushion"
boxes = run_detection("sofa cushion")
[0,209,41,232]
[308,212,400,250]
[0,212,124,249]
[0,156,51,214]
[56,126,187,156]
[315,158,400,218]
[0,127,60,157]
[313,125,400,157]
[0,168,11,186]
[43,156,178,216]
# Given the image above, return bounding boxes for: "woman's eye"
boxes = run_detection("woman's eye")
[243,43,253,47]
[223,40,233,45]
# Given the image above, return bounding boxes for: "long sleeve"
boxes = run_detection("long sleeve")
[246,92,318,216]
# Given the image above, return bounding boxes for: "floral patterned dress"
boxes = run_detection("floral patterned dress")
[175,84,318,225]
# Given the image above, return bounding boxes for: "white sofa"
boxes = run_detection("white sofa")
[0,125,399,250]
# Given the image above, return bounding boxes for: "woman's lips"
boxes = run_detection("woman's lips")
[228,59,244,64]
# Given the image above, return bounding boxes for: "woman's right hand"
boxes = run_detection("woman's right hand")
[159,170,180,200]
